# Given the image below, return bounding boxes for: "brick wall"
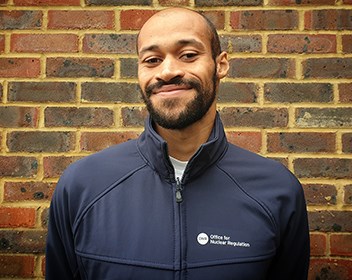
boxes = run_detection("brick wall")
[0,0,351,279]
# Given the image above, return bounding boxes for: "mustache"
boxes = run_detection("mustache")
[144,77,201,97]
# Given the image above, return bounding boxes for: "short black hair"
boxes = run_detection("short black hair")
[136,9,222,60]
[198,12,222,61]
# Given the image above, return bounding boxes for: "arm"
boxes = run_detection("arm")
[267,174,310,280]
[45,176,80,280]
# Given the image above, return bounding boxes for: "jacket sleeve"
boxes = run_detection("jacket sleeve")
[45,175,80,280]
[267,173,310,280]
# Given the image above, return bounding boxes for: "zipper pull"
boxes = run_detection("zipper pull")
[176,177,183,203]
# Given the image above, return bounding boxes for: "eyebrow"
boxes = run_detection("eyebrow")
[177,39,205,50]
[138,38,205,57]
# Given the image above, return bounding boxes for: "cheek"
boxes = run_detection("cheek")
[190,61,216,81]
[138,69,154,90]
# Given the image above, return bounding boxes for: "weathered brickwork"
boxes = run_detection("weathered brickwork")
[0,0,351,279]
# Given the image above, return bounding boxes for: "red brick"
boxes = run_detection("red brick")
[342,35,352,53]
[308,210,352,232]
[43,156,81,178]
[339,83,352,103]
[195,0,261,6]
[45,107,114,127]
[220,107,288,128]
[226,131,261,153]
[48,10,114,29]
[81,131,140,152]
[342,133,352,153]
[345,185,352,204]
[82,82,140,103]
[11,34,78,53]
[41,208,49,228]
[0,34,4,53]
[267,132,336,153]
[331,234,352,256]
[310,233,327,256]
[0,10,42,30]
[120,58,138,78]
[344,0,352,3]
[309,259,352,280]
[267,34,336,53]
[86,0,152,5]
[230,10,298,30]
[218,82,258,103]
[0,106,38,127]
[159,0,189,5]
[0,0,7,4]
[4,181,56,202]
[46,58,114,78]
[305,10,352,30]
[268,0,336,4]
[0,230,46,253]
[265,83,333,103]
[0,156,38,178]
[83,34,137,54]
[303,184,337,205]
[268,157,288,167]
[7,131,75,153]
[0,255,35,278]
[14,0,79,4]
[0,58,40,78]
[296,108,352,128]
[41,256,45,277]
[220,35,262,53]
[121,106,148,127]
[229,58,295,79]
[8,82,76,103]
[303,58,352,78]
[0,208,35,228]
[294,158,352,179]
[120,10,157,30]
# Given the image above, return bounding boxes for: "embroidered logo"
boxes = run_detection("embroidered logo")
[197,233,209,245]
[197,232,250,248]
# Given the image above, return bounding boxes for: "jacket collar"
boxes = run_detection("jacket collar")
[137,112,228,183]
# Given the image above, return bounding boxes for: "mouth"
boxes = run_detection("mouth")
[153,85,192,97]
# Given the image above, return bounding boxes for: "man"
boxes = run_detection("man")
[46,8,310,279]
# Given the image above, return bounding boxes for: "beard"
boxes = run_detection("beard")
[140,70,217,130]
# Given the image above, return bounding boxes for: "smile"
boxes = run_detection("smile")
[153,85,192,97]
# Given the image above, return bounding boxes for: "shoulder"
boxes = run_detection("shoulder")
[221,143,290,179]
[219,143,306,232]
[219,143,303,204]
[65,139,143,179]
[52,139,147,219]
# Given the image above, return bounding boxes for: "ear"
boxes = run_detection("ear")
[216,51,229,79]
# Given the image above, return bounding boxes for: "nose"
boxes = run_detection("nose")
[155,56,185,82]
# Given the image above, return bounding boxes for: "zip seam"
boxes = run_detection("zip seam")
[175,177,185,279]
[176,177,183,203]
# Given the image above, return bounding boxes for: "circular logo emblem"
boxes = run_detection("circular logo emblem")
[197,233,209,245]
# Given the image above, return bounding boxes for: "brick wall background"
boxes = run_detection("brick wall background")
[0,0,351,278]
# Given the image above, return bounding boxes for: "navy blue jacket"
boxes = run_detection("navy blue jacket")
[46,114,310,279]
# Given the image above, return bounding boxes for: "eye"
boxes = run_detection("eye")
[144,57,162,65]
[180,52,198,61]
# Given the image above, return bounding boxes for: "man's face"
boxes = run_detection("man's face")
[137,9,219,130]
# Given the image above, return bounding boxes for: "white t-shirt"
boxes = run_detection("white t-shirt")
[169,156,188,180]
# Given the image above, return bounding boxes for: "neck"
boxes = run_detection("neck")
[155,106,216,161]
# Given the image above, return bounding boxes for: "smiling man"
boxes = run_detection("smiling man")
[137,8,229,161]
[46,8,310,280]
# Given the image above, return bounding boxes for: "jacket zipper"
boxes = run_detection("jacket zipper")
[175,177,184,279]
[176,177,183,203]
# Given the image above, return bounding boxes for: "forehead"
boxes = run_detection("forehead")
[137,10,211,53]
